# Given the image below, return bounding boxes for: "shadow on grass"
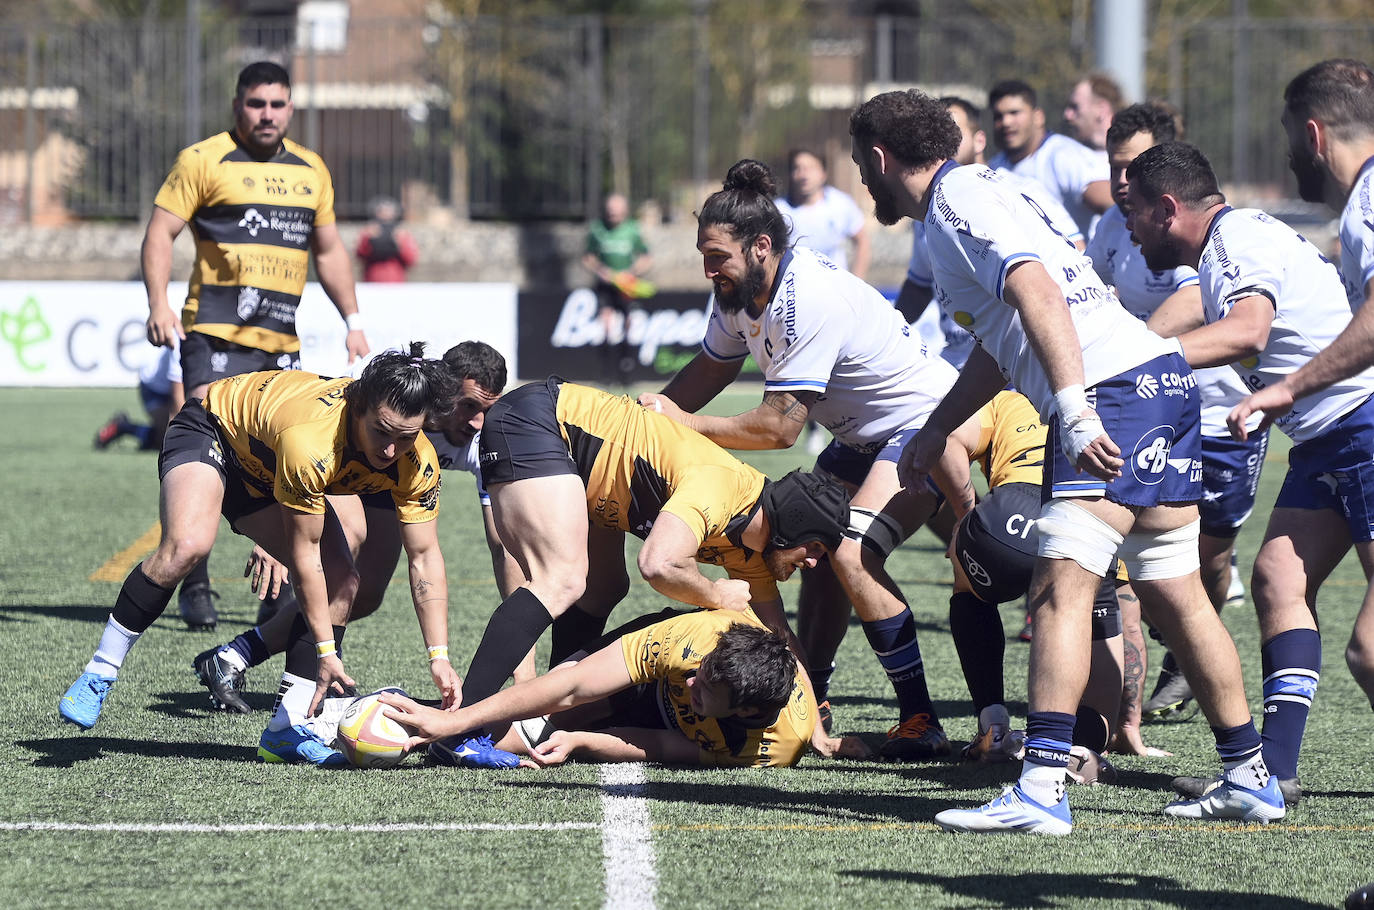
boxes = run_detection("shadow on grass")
[840,869,1330,909]
[147,688,276,718]
[18,736,258,768]
[0,604,112,625]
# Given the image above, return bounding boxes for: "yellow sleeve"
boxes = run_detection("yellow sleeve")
[152,146,207,223]
[619,621,676,686]
[659,465,752,543]
[271,427,330,515]
[313,156,336,227]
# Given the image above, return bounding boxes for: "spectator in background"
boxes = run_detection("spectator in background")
[775,148,871,280]
[582,193,653,385]
[94,344,185,452]
[1064,72,1125,152]
[355,197,418,283]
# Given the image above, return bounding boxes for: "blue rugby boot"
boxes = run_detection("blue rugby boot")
[428,733,521,769]
[934,784,1074,836]
[257,724,348,767]
[59,673,115,730]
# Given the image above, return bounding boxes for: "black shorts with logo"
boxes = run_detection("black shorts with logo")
[181,331,301,392]
[158,399,273,528]
[955,482,1120,640]
[477,377,578,488]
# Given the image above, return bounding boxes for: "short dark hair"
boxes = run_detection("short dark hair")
[850,90,961,171]
[1125,141,1225,209]
[1083,72,1125,111]
[787,148,827,171]
[697,159,791,251]
[1106,101,1180,151]
[344,341,460,421]
[989,79,1037,110]
[236,61,291,97]
[1284,58,1374,142]
[442,341,507,396]
[697,624,795,713]
[940,95,982,126]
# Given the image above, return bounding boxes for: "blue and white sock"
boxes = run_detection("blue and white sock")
[268,672,314,731]
[1019,711,1075,807]
[1259,629,1321,781]
[85,616,140,677]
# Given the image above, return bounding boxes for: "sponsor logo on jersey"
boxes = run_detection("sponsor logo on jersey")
[292,181,314,195]
[238,207,268,237]
[953,311,974,327]
[210,351,230,373]
[237,287,261,321]
[962,552,991,587]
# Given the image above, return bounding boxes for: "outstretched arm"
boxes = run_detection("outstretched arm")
[400,517,462,710]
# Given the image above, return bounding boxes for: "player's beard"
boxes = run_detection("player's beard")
[1139,232,1186,272]
[714,257,768,314]
[1288,149,1327,204]
[868,176,903,226]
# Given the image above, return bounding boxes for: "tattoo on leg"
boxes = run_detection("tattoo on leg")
[1121,638,1143,715]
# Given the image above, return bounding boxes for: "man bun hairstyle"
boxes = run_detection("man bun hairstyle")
[1284,59,1374,141]
[698,623,795,713]
[442,340,507,396]
[697,159,790,251]
[345,341,460,421]
[850,89,961,171]
[759,470,850,553]
[237,61,291,96]
[1125,141,1224,209]
[1106,101,1180,151]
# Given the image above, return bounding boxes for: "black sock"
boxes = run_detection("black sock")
[549,605,609,667]
[1073,705,1110,753]
[110,564,176,633]
[284,615,346,681]
[948,591,1005,713]
[464,588,554,705]
[180,557,210,596]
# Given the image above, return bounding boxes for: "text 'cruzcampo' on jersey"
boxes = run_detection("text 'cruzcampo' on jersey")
[203,370,441,522]
[619,608,815,767]
[924,163,1176,420]
[553,382,777,603]
[1339,160,1374,310]
[1200,207,1374,442]
[154,131,336,354]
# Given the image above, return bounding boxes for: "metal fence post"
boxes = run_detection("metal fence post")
[24,29,36,224]
[185,0,202,149]
[692,0,709,186]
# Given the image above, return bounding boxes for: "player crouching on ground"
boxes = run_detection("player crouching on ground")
[382,607,816,768]
[60,345,462,767]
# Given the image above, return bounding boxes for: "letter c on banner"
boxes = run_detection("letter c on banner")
[67,317,98,372]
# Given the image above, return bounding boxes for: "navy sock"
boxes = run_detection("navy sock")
[284,616,346,681]
[948,591,1005,713]
[1259,628,1321,780]
[861,608,936,722]
[226,628,272,668]
[807,662,836,705]
[1213,720,1264,764]
[1072,705,1110,753]
[1024,710,1076,768]
[110,563,175,633]
[463,588,554,706]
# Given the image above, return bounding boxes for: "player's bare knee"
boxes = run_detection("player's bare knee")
[1346,638,1374,694]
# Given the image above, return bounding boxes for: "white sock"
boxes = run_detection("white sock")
[1019,763,1067,807]
[1222,752,1272,791]
[217,647,248,672]
[85,617,140,677]
[268,672,314,731]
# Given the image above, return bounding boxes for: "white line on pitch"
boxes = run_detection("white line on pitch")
[0,821,597,834]
[599,763,657,910]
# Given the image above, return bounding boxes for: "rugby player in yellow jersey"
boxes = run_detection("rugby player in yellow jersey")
[428,379,853,768]
[59,347,458,766]
[141,61,370,631]
[382,608,815,768]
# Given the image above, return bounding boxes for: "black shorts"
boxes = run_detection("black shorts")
[478,378,578,488]
[158,399,273,528]
[181,331,301,391]
[955,482,1121,639]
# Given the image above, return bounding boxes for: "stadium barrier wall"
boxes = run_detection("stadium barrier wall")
[0,281,518,387]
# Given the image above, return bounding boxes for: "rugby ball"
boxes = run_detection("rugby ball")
[336,691,413,768]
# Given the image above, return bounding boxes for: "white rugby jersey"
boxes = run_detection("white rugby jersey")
[701,247,957,451]
[924,163,1176,419]
[988,132,1107,239]
[775,187,865,271]
[1201,206,1374,442]
[1339,157,1374,311]
[1088,206,1252,437]
[426,430,490,504]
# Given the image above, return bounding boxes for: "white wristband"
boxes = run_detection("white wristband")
[1053,384,1088,422]
[345,312,365,333]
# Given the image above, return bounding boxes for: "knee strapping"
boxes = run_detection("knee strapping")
[843,506,905,557]
[1119,519,1201,581]
[1035,499,1123,577]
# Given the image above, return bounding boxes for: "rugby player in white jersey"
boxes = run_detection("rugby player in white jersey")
[775,148,871,279]
[987,79,1113,240]
[899,96,1084,372]
[1128,138,1374,810]
[850,89,1276,833]
[640,159,968,760]
[1091,102,1270,729]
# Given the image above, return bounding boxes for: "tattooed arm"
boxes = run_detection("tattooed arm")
[1109,583,1170,756]
[642,389,819,451]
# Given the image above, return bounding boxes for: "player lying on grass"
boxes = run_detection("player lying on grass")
[191,341,518,715]
[60,346,461,766]
[432,378,856,768]
[381,607,823,768]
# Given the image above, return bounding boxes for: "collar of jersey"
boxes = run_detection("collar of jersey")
[751,248,794,319]
[1358,154,1374,188]
[229,128,288,163]
[925,159,960,215]
[1203,204,1234,250]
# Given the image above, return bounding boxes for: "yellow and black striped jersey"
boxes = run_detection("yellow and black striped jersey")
[203,370,441,523]
[973,391,1046,489]
[553,383,778,603]
[619,608,814,767]
[154,131,336,354]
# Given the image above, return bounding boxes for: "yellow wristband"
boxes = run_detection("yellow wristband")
[316,639,337,658]
[427,645,450,663]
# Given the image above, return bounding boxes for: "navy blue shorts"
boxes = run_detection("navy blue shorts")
[816,426,941,502]
[1199,430,1269,539]
[1276,395,1374,542]
[478,378,578,488]
[1046,352,1202,507]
